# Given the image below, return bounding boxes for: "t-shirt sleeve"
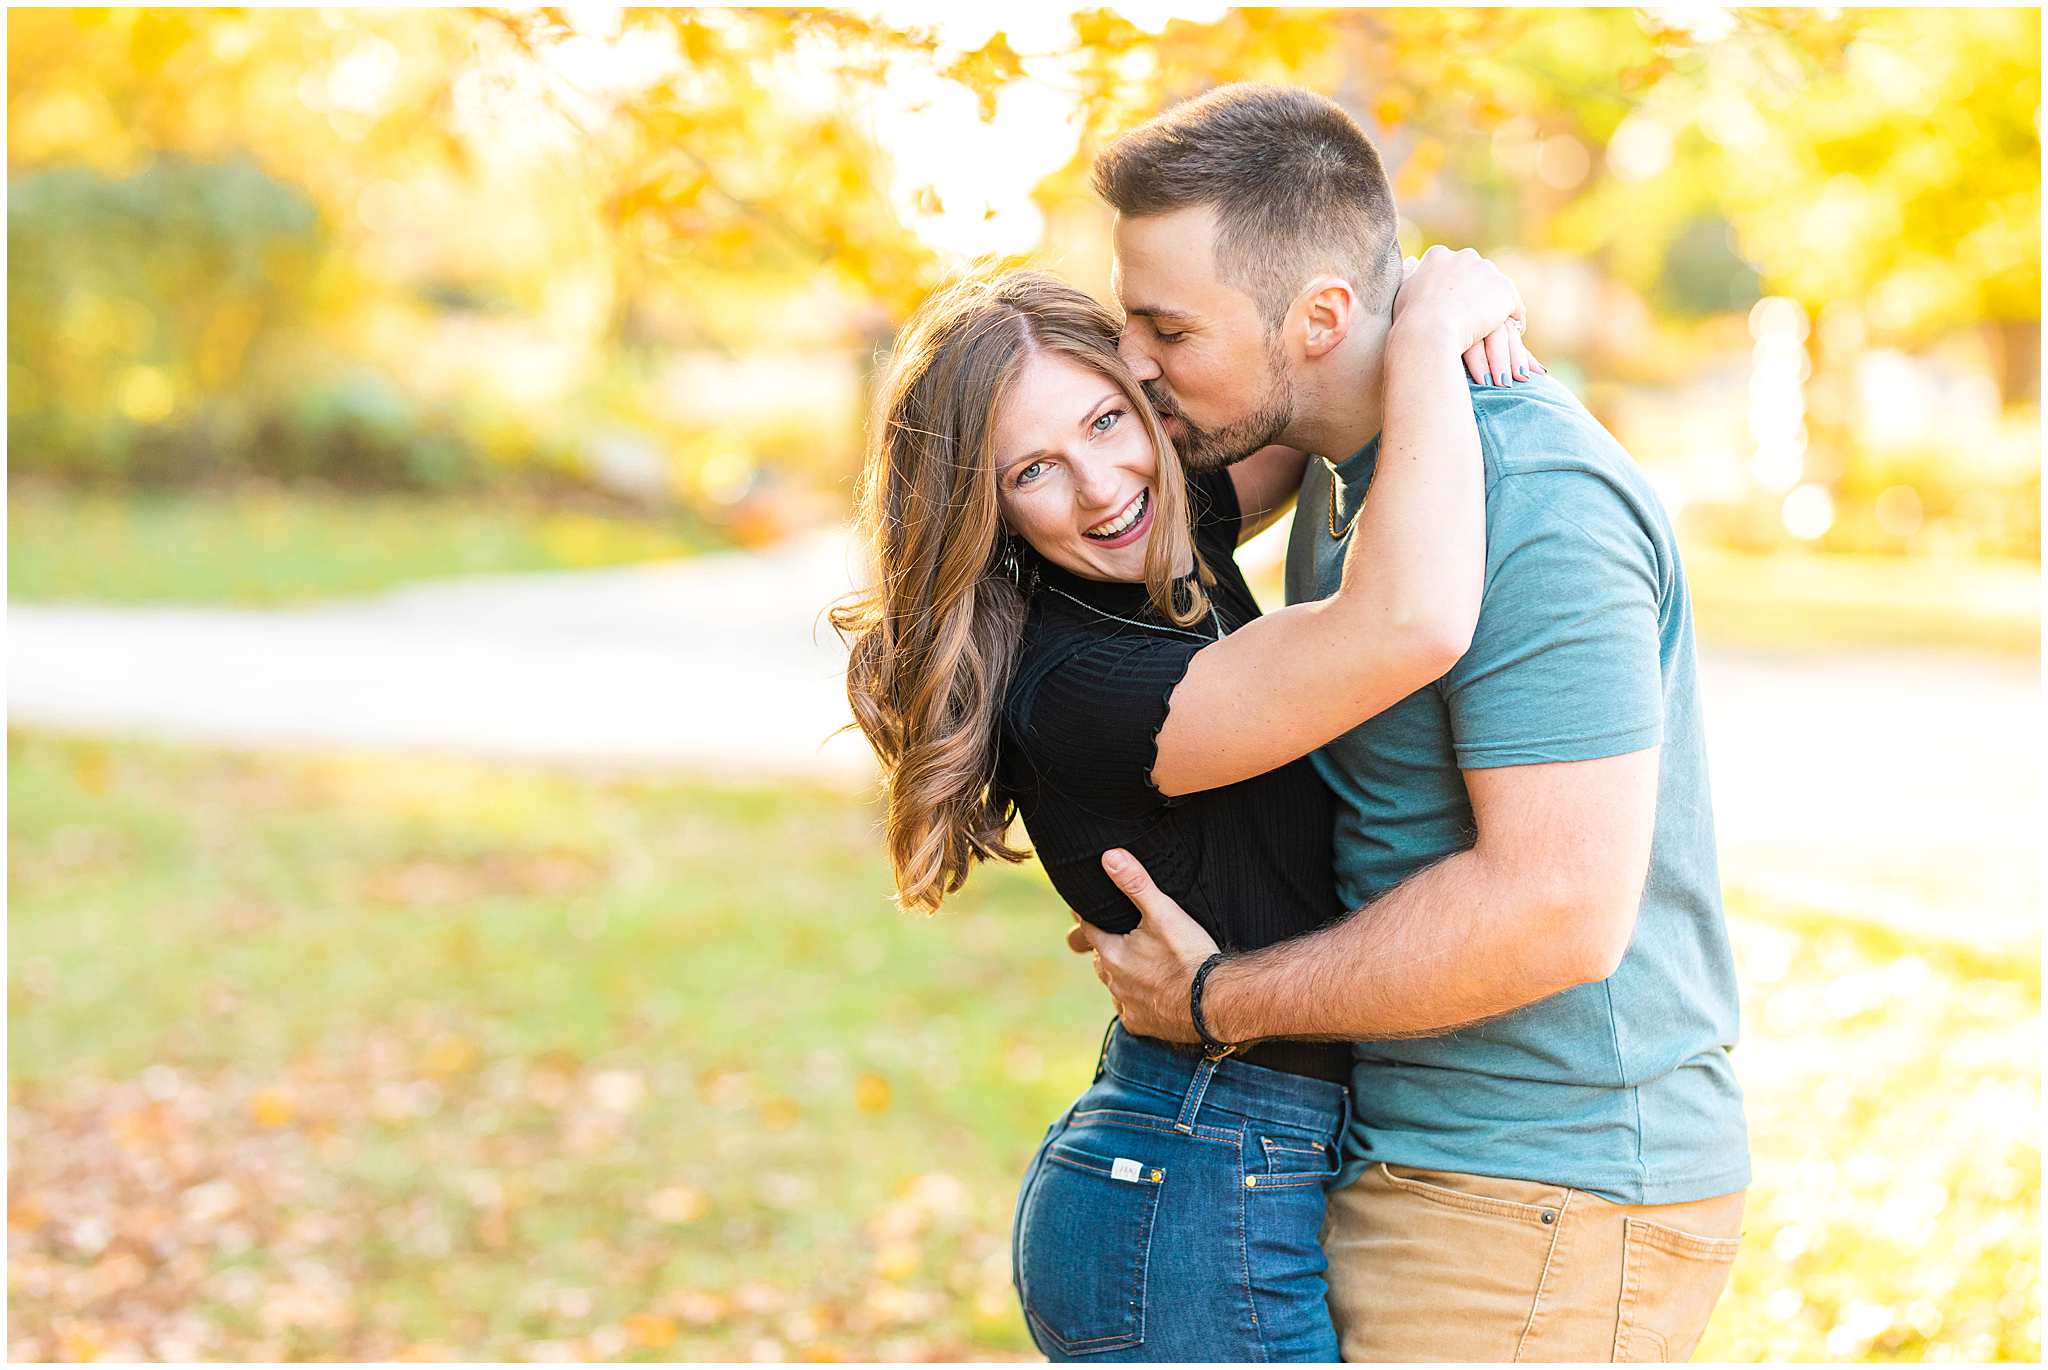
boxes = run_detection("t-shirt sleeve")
[1009,635,1206,820]
[1442,468,1665,768]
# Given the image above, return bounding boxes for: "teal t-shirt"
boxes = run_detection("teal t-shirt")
[1283,375,1750,1205]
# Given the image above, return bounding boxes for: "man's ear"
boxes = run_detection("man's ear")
[1295,276,1357,359]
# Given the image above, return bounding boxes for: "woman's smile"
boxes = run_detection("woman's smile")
[1083,488,1153,545]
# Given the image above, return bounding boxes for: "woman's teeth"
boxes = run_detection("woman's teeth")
[1084,489,1148,539]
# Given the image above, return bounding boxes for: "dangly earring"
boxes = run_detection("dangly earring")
[998,534,1039,596]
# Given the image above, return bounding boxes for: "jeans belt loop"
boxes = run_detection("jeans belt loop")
[1173,1051,1223,1134]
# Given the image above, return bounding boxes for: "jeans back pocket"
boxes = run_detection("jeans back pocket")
[1016,1136,1165,1356]
[1249,1132,1341,1189]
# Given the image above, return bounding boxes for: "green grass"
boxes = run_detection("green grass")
[6,483,720,605]
[1684,546,2039,657]
[7,732,2039,1360]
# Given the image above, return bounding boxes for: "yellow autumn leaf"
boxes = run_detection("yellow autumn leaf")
[624,1313,677,1349]
[873,1241,920,1282]
[57,1325,103,1363]
[419,1033,479,1075]
[70,745,112,795]
[247,1088,295,1128]
[853,1073,892,1113]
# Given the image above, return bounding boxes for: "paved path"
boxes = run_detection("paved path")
[9,532,2038,949]
[1693,645,2037,951]
[8,531,876,781]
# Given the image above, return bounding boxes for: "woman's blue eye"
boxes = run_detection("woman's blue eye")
[1092,409,1123,434]
[1016,460,1047,485]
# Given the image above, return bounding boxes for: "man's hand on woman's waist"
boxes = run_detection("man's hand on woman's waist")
[1067,850,1220,1045]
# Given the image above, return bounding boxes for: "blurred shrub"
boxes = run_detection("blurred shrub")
[248,368,475,493]
[1826,428,2043,561]
[9,155,326,480]
[8,156,625,503]
[1687,419,2041,562]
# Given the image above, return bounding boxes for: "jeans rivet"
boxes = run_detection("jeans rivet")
[1541,1210,1556,1224]
[1244,1175,1258,1188]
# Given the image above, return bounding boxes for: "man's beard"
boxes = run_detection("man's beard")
[1143,353,1296,473]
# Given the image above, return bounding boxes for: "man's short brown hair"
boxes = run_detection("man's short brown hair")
[1092,82,1402,328]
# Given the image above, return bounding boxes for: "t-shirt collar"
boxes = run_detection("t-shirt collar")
[1333,430,1384,485]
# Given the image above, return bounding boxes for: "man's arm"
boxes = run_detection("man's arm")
[1074,745,1660,1043]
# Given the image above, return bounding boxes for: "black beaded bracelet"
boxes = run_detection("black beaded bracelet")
[1189,952,1234,1058]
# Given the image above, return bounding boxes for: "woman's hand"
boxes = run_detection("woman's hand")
[1393,245,1543,388]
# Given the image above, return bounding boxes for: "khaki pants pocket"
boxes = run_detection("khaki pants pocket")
[1376,1162,1570,1224]
[1613,1216,1742,1362]
[1324,1165,1570,1362]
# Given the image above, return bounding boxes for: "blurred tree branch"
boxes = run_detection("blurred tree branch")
[8,6,2035,352]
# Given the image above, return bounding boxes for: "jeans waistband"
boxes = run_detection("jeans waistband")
[1097,1020,1349,1137]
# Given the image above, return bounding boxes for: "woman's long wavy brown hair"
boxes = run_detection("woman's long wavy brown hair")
[831,268,1213,913]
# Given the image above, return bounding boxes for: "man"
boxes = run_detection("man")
[1072,83,1750,1361]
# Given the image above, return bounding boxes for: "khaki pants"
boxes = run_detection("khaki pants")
[1322,1163,1745,1362]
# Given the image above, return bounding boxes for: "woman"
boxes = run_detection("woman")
[834,253,1532,1360]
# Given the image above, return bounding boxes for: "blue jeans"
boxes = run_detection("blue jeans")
[1012,1021,1349,1362]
